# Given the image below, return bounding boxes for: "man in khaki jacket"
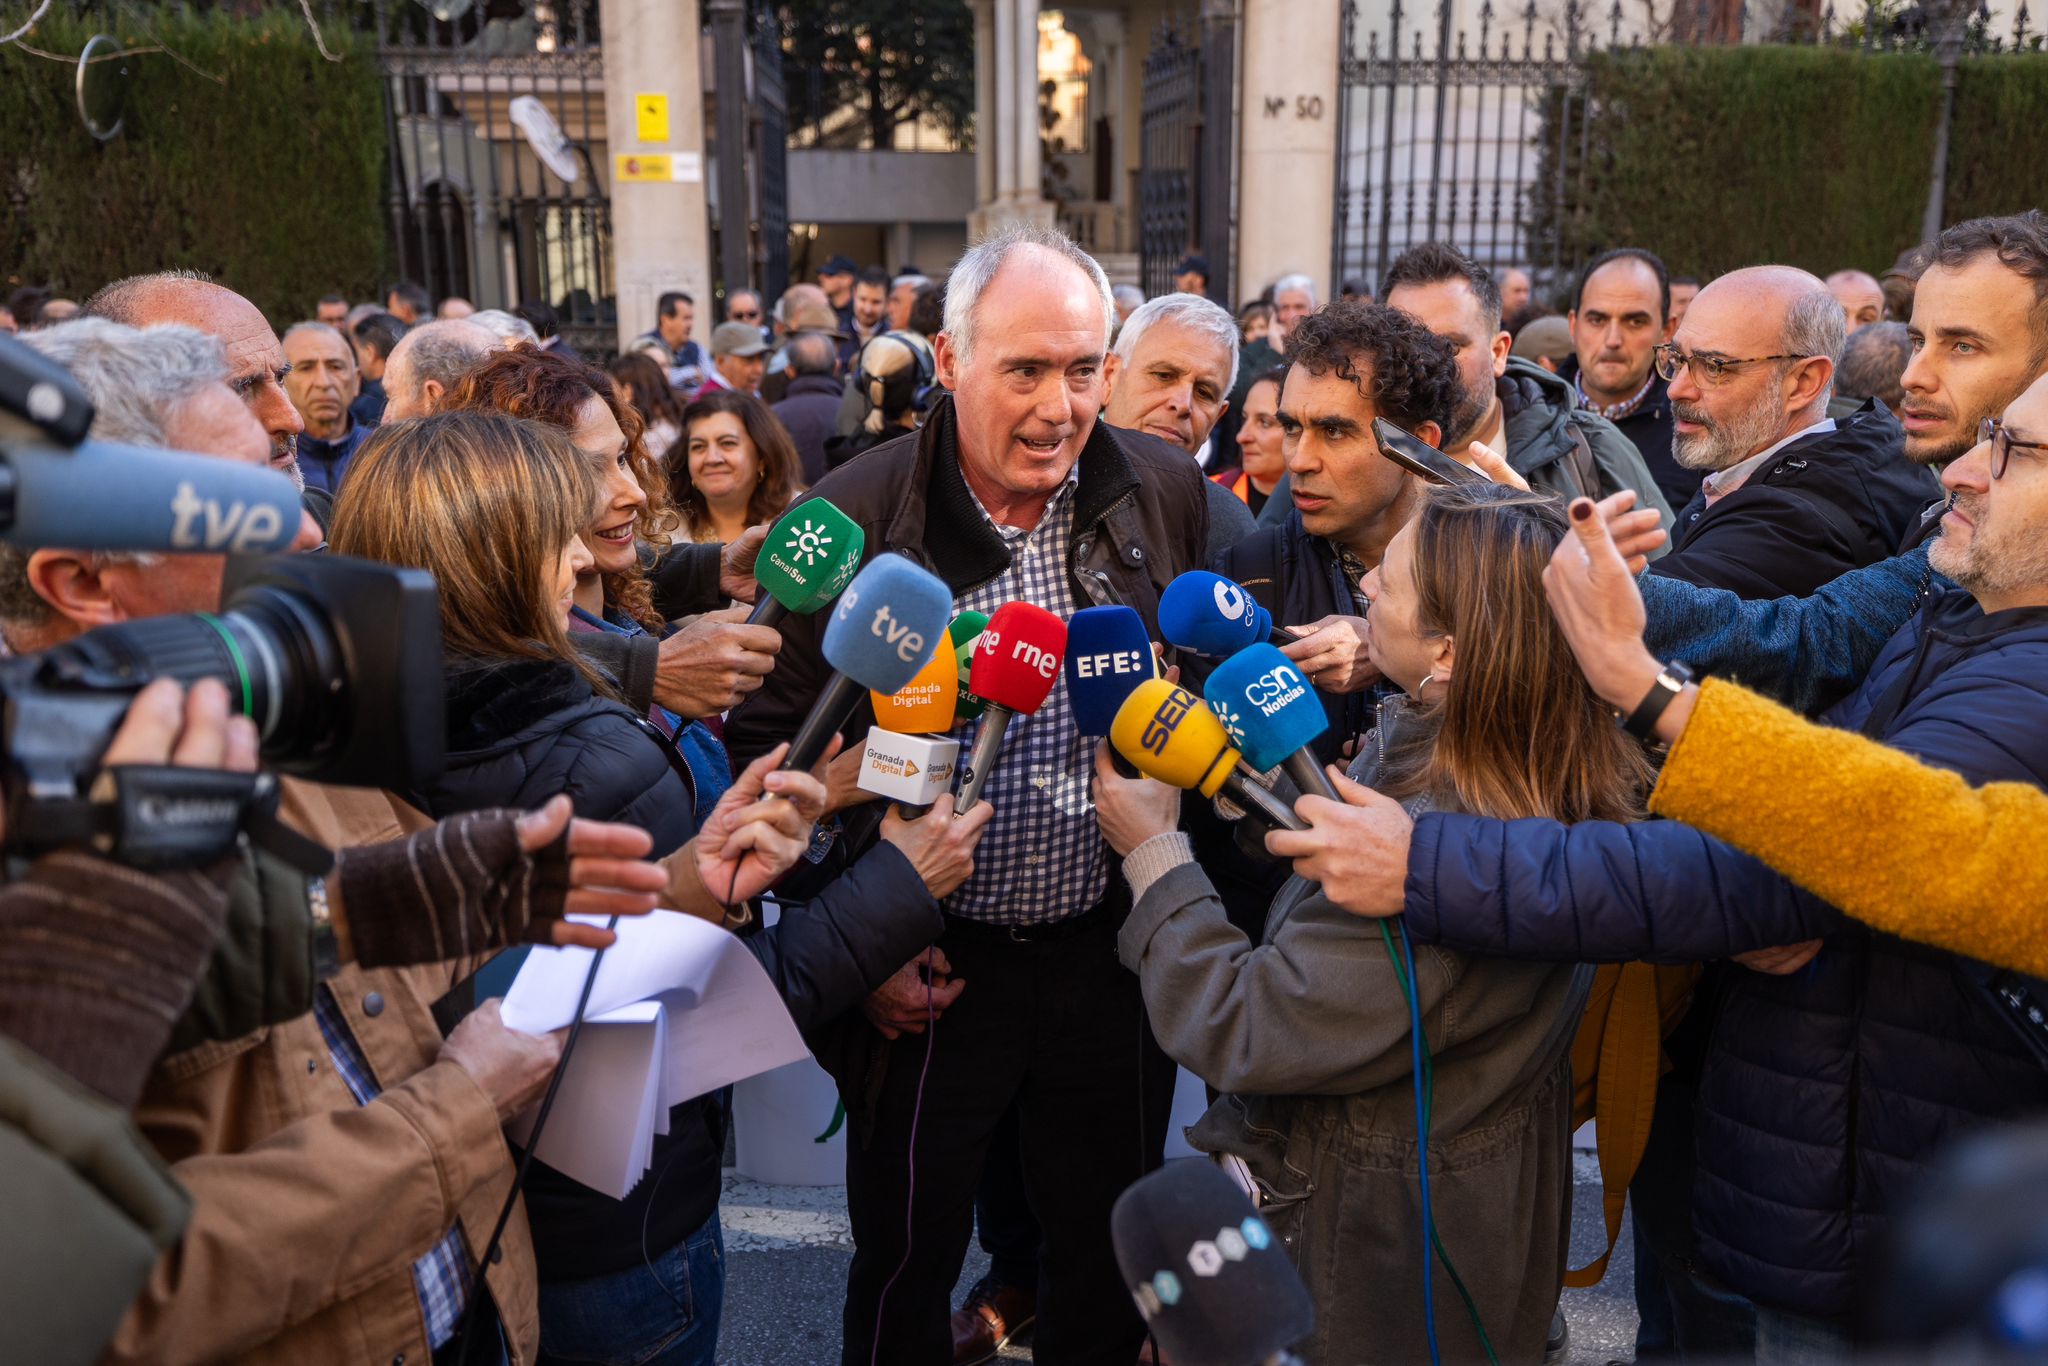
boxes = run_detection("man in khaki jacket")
[4,307,557,1365]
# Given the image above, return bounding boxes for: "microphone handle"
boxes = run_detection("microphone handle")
[784,672,864,772]
[745,594,789,629]
[1283,749,1343,802]
[954,706,1015,813]
[1224,767,1307,832]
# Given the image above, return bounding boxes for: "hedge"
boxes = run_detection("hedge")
[0,6,387,324]
[1944,54,2048,226]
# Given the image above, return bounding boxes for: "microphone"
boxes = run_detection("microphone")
[954,601,1066,813]
[1109,679,1306,831]
[1202,644,1341,803]
[1,442,307,554]
[745,498,866,627]
[862,639,962,810]
[948,609,989,721]
[1111,1160,1315,1366]
[782,553,953,773]
[1064,604,1156,779]
[1158,571,1288,658]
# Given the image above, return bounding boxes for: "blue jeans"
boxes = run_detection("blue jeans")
[1753,1305,1853,1366]
[535,1214,725,1366]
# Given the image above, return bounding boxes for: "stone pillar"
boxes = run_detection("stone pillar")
[992,0,1017,201]
[968,0,1057,237]
[1013,0,1041,204]
[972,0,997,207]
[601,0,713,352]
[1234,0,1340,300]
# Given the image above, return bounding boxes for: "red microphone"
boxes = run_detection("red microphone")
[954,601,1066,813]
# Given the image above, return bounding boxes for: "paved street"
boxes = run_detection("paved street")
[715,1151,1637,1364]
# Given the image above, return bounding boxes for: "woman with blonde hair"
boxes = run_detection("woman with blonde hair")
[333,410,992,1366]
[1096,481,1646,1363]
[673,388,803,544]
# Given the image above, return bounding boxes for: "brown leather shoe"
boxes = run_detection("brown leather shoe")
[950,1273,1036,1364]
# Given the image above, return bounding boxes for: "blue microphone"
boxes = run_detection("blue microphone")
[1204,644,1341,802]
[3,442,307,553]
[1065,604,1157,779]
[783,553,954,773]
[1159,571,1284,658]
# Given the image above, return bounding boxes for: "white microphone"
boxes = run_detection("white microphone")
[856,726,961,812]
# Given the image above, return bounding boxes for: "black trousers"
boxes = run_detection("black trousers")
[838,907,1176,1366]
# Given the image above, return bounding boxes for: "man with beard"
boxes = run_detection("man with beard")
[1383,242,1673,527]
[1646,266,1939,599]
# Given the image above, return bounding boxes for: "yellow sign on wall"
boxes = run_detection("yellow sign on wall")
[635,92,670,143]
[615,153,673,183]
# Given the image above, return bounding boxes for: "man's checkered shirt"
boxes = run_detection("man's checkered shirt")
[942,471,1110,925]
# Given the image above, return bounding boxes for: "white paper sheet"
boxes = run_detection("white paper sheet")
[500,910,810,1198]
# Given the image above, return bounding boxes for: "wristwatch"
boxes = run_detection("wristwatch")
[1621,659,1695,742]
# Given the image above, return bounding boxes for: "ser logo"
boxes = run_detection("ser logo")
[1139,690,1194,756]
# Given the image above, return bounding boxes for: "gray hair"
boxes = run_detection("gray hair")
[81,268,217,325]
[1,318,231,625]
[1273,273,1318,305]
[1112,291,1242,394]
[1112,284,1145,312]
[469,309,540,346]
[389,319,495,404]
[941,223,1116,366]
[1784,286,1846,401]
[892,273,932,292]
[785,330,839,378]
[1837,320,1913,410]
[282,320,354,356]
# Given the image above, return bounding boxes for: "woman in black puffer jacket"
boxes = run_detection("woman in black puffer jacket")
[332,411,991,1366]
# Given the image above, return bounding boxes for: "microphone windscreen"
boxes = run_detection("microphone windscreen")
[819,553,953,695]
[1111,1160,1316,1366]
[1159,571,1274,658]
[967,601,1066,715]
[1202,644,1327,773]
[1064,604,1157,736]
[1109,678,1237,798]
[5,441,306,553]
[872,636,959,733]
[948,610,989,720]
[755,498,866,615]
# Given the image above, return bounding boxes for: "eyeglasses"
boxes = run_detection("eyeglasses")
[1978,416,2048,479]
[1652,343,1815,387]
[728,310,761,323]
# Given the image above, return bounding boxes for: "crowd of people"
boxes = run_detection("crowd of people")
[4,205,2046,1366]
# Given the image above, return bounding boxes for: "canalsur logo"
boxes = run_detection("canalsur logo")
[1208,698,1246,747]
[784,518,835,568]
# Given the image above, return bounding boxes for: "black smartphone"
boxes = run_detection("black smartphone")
[1372,417,1488,487]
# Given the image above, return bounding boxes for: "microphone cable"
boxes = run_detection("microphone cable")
[869,947,940,1366]
[446,916,615,1366]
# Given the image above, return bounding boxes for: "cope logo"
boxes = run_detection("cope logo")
[1212,579,1250,624]
[1139,690,1193,756]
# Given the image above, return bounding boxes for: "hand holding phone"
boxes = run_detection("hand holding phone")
[1371,417,1487,487]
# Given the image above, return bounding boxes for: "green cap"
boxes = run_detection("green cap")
[949,610,988,719]
[756,499,865,615]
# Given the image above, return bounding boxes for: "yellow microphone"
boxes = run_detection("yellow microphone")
[1108,679,1306,831]
[861,641,962,811]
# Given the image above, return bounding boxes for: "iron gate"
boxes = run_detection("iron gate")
[368,0,613,355]
[1139,22,1201,300]
[1333,0,2043,299]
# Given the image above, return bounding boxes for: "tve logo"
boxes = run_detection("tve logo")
[866,605,927,663]
[169,483,287,553]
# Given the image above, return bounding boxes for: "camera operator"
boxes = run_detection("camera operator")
[1,316,637,1366]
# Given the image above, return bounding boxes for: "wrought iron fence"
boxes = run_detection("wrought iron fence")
[1333,0,2041,296]
[1139,22,1202,299]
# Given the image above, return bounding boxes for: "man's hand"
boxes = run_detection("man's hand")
[438,998,564,1124]
[1733,940,1823,976]
[1280,616,1380,694]
[1264,767,1413,917]
[881,794,995,899]
[103,677,260,773]
[653,605,782,719]
[689,740,835,907]
[510,796,667,950]
[824,745,878,818]
[718,523,770,603]
[1543,496,1666,713]
[863,948,966,1040]
[1090,742,1181,857]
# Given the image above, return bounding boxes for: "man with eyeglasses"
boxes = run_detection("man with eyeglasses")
[1564,247,1696,508]
[1645,266,1940,599]
[724,287,767,339]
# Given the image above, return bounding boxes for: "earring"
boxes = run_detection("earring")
[1423,670,1446,694]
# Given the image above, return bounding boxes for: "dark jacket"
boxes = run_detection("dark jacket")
[773,373,845,486]
[569,541,732,716]
[296,420,371,498]
[1558,357,1694,509]
[726,393,1209,776]
[1651,401,1941,600]
[1497,357,1676,529]
[1401,587,2048,1320]
[410,656,942,1281]
[347,377,385,430]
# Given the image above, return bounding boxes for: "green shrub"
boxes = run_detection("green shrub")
[0,6,387,323]
[1530,46,1940,280]
[1943,54,2048,225]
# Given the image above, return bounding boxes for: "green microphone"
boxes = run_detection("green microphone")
[948,609,989,720]
[746,498,866,628]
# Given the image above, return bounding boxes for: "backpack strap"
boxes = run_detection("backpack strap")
[1563,419,1604,504]
[1564,961,1668,1287]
